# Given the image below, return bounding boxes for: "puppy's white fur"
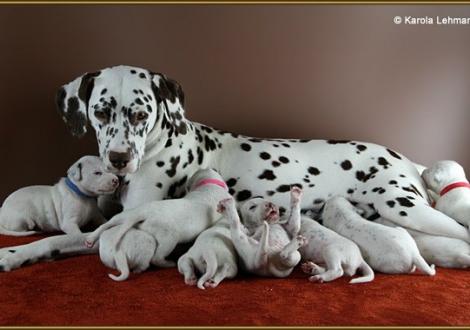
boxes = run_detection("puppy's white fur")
[86,169,231,272]
[177,218,237,289]
[0,155,117,236]
[375,217,470,269]
[299,216,374,284]
[422,160,470,228]
[218,187,306,278]
[322,196,435,275]
[99,226,157,281]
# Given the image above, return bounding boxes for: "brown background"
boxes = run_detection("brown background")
[0,4,469,201]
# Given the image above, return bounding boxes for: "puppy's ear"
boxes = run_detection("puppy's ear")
[68,161,83,182]
[56,71,101,137]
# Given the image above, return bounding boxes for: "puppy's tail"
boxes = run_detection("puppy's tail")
[349,260,375,284]
[0,224,38,237]
[108,249,130,282]
[111,218,145,251]
[197,250,218,290]
[413,254,436,276]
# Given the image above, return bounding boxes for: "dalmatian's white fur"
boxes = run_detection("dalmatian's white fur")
[0,155,118,237]
[323,196,435,275]
[422,160,470,229]
[177,218,238,289]
[1,65,468,271]
[218,187,306,278]
[85,169,230,269]
[299,216,374,284]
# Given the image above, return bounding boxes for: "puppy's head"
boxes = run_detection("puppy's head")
[67,155,119,196]
[56,65,186,175]
[422,160,467,192]
[239,197,280,229]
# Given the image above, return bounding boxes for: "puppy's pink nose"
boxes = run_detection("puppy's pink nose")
[112,178,119,187]
[266,202,275,210]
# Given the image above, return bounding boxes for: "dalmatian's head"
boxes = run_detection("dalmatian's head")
[422,160,467,192]
[239,197,280,229]
[56,65,186,175]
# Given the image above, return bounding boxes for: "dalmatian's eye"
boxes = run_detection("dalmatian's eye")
[94,110,109,123]
[130,111,148,125]
[94,171,103,176]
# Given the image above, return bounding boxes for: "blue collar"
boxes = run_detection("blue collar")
[64,177,96,199]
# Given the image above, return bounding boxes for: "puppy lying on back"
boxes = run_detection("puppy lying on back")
[375,217,470,269]
[178,218,238,289]
[218,187,307,278]
[86,169,231,279]
[0,155,118,236]
[322,196,435,275]
[300,216,374,284]
[422,160,470,229]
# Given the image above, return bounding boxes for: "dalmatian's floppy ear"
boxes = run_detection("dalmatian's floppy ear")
[67,161,83,182]
[55,71,101,137]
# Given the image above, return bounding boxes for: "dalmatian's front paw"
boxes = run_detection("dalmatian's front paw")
[217,198,235,214]
[290,186,303,204]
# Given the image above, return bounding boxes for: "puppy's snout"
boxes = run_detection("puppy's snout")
[111,178,119,187]
[109,150,131,170]
[266,202,276,211]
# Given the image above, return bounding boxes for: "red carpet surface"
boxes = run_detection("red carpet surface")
[1,234,470,326]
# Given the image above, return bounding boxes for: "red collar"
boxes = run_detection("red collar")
[194,178,228,191]
[440,181,470,197]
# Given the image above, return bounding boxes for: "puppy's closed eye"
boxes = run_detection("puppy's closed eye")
[249,205,256,211]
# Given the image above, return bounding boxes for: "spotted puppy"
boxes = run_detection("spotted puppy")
[85,168,231,270]
[422,160,470,230]
[375,217,470,269]
[300,216,374,284]
[0,156,118,236]
[177,218,237,289]
[218,187,307,278]
[323,196,435,275]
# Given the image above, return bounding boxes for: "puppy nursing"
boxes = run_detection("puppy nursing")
[323,196,435,275]
[218,187,307,278]
[86,169,231,280]
[0,155,118,236]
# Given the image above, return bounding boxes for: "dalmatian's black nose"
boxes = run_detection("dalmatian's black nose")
[109,150,131,170]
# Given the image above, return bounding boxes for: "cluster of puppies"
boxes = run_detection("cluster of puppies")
[1,156,470,287]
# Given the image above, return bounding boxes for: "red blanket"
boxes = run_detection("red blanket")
[1,234,469,326]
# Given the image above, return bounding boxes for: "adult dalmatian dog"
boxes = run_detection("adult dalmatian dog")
[0,65,468,271]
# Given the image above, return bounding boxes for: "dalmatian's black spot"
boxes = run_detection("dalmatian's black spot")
[308,167,321,176]
[240,143,251,152]
[166,156,180,178]
[139,73,146,79]
[399,174,406,178]
[372,187,386,194]
[229,188,235,195]
[327,140,351,144]
[260,152,271,160]
[236,190,252,202]
[272,161,281,167]
[8,250,15,253]
[362,191,367,195]
[135,98,144,106]
[204,135,217,152]
[347,188,354,194]
[167,175,188,199]
[356,145,367,152]
[387,200,396,208]
[156,161,165,167]
[165,139,173,148]
[197,147,204,165]
[389,180,398,185]
[279,156,289,164]
[267,190,275,196]
[281,143,291,148]
[51,249,61,258]
[276,185,291,193]
[249,138,262,143]
[279,207,286,216]
[273,144,279,148]
[101,88,107,95]
[396,197,415,208]
[130,69,136,74]
[356,171,365,181]
[201,126,213,133]
[258,170,276,181]
[378,157,391,169]
[387,148,402,160]
[400,211,408,217]
[303,178,311,183]
[340,160,352,170]
[313,198,324,204]
[367,213,381,221]
[227,178,237,187]
[309,184,315,188]
[407,195,415,200]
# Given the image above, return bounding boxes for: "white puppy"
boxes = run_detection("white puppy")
[375,217,470,269]
[177,218,238,289]
[85,169,231,270]
[0,155,118,236]
[218,187,307,278]
[299,216,374,284]
[99,226,157,281]
[322,196,435,275]
[422,160,470,229]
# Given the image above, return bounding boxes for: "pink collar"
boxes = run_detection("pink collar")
[440,181,470,197]
[194,178,228,191]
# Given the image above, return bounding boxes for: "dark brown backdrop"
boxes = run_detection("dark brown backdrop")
[0,4,469,201]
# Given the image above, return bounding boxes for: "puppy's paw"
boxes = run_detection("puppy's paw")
[290,186,303,203]
[84,237,95,248]
[204,279,218,289]
[296,235,308,247]
[217,198,234,214]
[185,277,197,286]
[309,275,324,283]
[301,261,315,274]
